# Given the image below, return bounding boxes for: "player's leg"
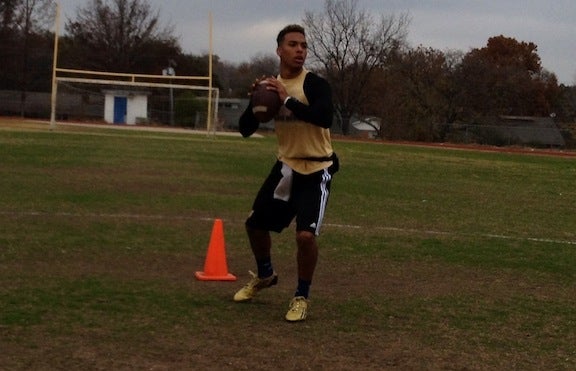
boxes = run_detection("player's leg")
[295,230,318,296]
[246,225,273,277]
[286,168,332,321]
[234,161,294,302]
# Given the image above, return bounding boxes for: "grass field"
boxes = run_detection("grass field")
[1,120,575,370]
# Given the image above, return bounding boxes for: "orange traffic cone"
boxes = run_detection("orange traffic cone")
[195,219,237,281]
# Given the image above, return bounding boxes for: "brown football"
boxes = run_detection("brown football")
[251,81,281,123]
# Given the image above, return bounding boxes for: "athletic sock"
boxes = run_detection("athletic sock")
[295,279,311,299]
[256,257,274,278]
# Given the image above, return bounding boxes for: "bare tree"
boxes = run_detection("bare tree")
[382,46,463,141]
[303,0,410,134]
[0,0,55,115]
[12,0,54,32]
[64,0,178,73]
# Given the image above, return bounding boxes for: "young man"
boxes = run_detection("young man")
[233,24,338,322]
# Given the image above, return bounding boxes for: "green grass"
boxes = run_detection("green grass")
[1,123,575,370]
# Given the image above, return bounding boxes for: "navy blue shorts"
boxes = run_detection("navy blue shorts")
[246,160,336,235]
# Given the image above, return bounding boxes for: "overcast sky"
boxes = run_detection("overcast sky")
[58,0,576,85]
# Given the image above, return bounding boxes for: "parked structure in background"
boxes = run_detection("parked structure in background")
[441,116,566,148]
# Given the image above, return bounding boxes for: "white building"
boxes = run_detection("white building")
[103,90,149,125]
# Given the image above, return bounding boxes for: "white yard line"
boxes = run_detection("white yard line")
[3,210,575,246]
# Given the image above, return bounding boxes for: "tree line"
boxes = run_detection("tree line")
[1,0,575,145]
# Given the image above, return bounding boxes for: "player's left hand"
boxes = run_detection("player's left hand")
[263,77,288,103]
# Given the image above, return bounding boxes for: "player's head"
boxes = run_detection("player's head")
[276,24,305,47]
[276,24,307,70]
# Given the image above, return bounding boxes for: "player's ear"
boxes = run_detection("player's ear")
[276,46,282,57]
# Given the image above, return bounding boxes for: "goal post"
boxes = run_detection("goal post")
[50,2,218,132]
[51,68,219,132]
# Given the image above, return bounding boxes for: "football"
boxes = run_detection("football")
[251,81,281,123]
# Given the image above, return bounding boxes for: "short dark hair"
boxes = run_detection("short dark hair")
[276,24,305,46]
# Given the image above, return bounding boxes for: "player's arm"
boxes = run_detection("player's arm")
[285,74,333,129]
[238,103,259,137]
[239,77,268,137]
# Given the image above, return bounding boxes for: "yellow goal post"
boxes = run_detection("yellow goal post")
[50,2,217,132]
[50,68,219,132]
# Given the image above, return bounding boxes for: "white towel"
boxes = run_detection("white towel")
[273,163,293,201]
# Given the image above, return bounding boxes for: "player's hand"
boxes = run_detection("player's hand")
[248,75,270,97]
[263,77,288,103]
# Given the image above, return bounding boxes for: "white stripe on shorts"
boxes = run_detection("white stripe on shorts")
[314,168,332,235]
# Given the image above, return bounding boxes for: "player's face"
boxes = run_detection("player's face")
[277,32,307,70]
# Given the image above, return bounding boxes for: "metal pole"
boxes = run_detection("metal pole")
[49,1,61,130]
[207,12,214,133]
[170,84,174,126]
[163,65,175,125]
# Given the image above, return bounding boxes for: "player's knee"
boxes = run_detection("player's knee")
[296,230,315,248]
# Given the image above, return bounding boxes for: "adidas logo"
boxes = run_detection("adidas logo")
[309,223,317,229]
